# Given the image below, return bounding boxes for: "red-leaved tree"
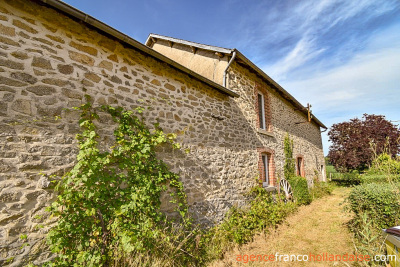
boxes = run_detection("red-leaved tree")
[328,114,400,171]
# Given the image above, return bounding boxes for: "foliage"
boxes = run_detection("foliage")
[310,180,334,199]
[110,222,204,267]
[367,152,400,175]
[203,187,296,261]
[328,114,400,171]
[349,212,386,264]
[325,164,336,174]
[347,183,400,230]
[46,100,194,266]
[361,174,400,184]
[287,176,312,205]
[283,133,295,180]
[347,153,400,265]
[330,171,361,187]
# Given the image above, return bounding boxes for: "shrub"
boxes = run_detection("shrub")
[310,180,334,199]
[330,171,361,186]
[347,182,400,260]
[348,183,400,229]
[360,174,400,184]
[46,101,197,266]
[368,152,400,175]
[288,176,312,205]
[203,187,296,261]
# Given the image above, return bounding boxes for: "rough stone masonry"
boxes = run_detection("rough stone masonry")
[0,0,325,265]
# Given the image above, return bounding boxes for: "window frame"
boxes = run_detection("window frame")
[258,148,275,187]
[258,93,266,130]
[255,83,272,132]
[262,154,269,186]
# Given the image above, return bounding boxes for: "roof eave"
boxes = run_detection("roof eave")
[234,50,327,129]
[145,34,326,129]
[35,0,239,98]
[146,33,234,54]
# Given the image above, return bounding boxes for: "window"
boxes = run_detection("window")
[258,93,266,130]
[255,84,272,132]
[262,154,269,186]
[296,156,304,177]
[258,148,275,187]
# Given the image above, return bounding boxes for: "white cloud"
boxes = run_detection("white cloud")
[281,43,400,113]
[266,37,326,80]
[274,25,400,154]
[234,0,399,69]
[228,0,400,155]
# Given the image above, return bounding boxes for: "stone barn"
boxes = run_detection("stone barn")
[0,0,326,265]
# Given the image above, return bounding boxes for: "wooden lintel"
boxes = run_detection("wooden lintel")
[215,52,224,58]
[191,46,197,54]
[168,41,173,47]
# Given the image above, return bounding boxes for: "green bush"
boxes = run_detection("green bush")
[310,180,334,199]
[347,153,400,260]
[47,101,198,266]
[348,183,400,229]
[288,176,312,205]
[368,153,400,175]
[283,134,295,179]
[360,174,400,184]
[203,187,296,260]
[330,171,361,186]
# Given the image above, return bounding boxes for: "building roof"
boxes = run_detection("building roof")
[35,0,239,98]
[146,34,327,129]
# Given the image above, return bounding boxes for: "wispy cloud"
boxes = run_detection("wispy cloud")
[266,37,326,80]
[279,22,400,116]
[64,0,400,155]
[282,45,400,112]
[277,23,400,153]
[233,0,400,71]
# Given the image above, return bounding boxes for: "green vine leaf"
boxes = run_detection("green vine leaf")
[47,100,190,266]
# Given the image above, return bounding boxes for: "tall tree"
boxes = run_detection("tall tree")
[328,114,400,171]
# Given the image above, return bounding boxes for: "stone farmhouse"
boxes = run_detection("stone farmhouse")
[0,0,326,264]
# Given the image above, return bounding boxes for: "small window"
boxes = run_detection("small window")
[262,154,269,186]
[258,93,266,130]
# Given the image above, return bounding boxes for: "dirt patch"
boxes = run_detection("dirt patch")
[209,188,354,266]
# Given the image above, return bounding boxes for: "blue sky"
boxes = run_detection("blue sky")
[63,0,400,154]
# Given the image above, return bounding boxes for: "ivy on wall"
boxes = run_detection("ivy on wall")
[46,98,189,266]
[283,133,295,180]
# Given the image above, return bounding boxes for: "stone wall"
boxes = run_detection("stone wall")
[227,62,326,184]
[0,0,325,265]
[0,0,260,265]
[148,36,326,184]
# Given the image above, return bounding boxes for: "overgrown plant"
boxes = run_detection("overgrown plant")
[310,178,334,199]
[46,99,193,266]
[347,148,400,265]
[288,176,312,205]
[283,134,313,204]
[367,151,400,177]
[283,133,295,180]
[203,187,296,261]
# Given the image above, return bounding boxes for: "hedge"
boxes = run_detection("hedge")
[348,183,400,229]
[360,174,400,184]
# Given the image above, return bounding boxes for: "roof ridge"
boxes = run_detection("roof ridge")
[146,33,234,54]
[145,33,327,129]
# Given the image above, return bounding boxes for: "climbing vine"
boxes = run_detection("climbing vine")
[46,98,189,266]
[283,133,295,179]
